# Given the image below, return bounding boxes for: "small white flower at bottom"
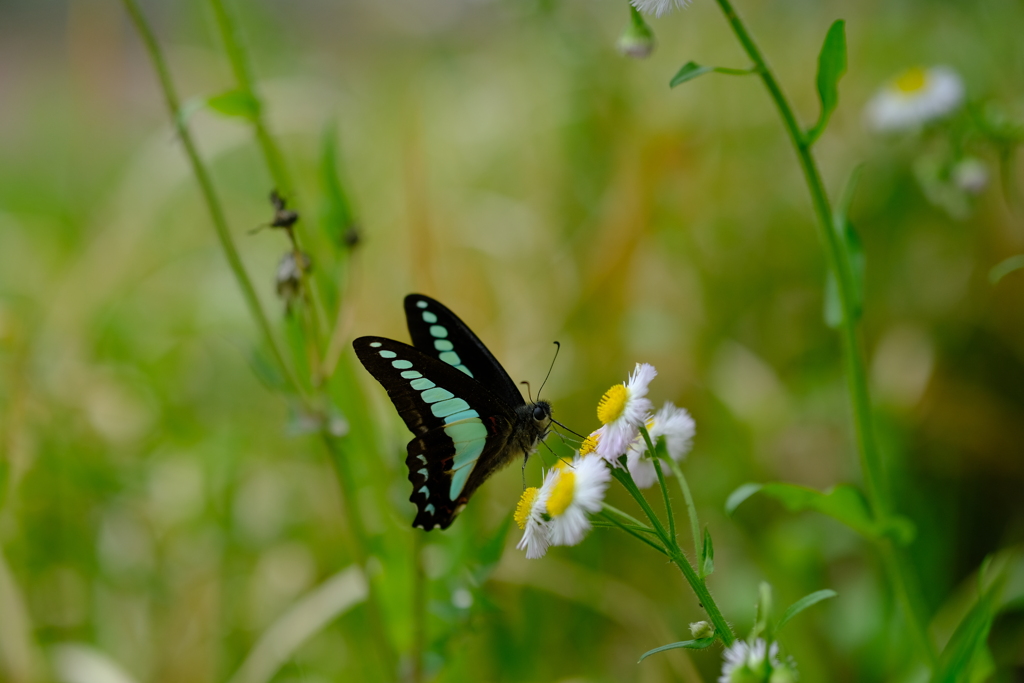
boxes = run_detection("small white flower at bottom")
[545,455,611,547]
[626,402,696,488]
[514,486,551,559]
[595,363,657,461]
[719,639,782,683]
[865,66,964,132]
[631,0,690,18]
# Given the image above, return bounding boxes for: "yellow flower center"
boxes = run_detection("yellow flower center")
[580,433,599,456]
[895,67,927,94]
[547,470,576,517]
[597,385,629,424]
[515,487,538,529]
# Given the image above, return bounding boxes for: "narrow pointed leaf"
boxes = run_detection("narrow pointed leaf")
[638,637,716,662]
[726,481,915,544]
[670,61,714,87]
[206,89,261,121]
[805,20,847,144]
[932,570,1005,683]
[990,254,1024,284]
[725,483,764,515]
[777,589,838,632]
[701,527,715,576]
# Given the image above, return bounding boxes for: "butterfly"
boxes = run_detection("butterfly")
[353,294,553,530]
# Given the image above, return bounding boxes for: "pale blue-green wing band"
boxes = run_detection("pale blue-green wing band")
[444,418,489,498]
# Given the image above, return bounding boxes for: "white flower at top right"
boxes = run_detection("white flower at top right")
[626,402,695,488]
[865,66,965,132]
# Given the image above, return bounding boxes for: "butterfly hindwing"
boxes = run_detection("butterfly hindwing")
[353,336,518,529]
[406,416,513,529]
[404,294,524,408]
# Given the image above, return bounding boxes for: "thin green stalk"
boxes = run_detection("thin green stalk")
[207,0,331,348]
[602,501,656,531]
[208,0,292,196]
[710,0,936,665]
[599,509,668,554]
[611,462,735,645]
[712,0,884,512]
[665,544,735,647]
[640,426,676,542]
[666,457,703,575]
[121,0,301,400]
[610,464,671,543]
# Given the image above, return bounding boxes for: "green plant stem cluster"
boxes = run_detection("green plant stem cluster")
[709,0,937,666]
[599,426,736,648]
[120,0,401,677]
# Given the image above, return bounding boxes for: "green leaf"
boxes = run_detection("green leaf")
[637,637,715,662]
[669,61,757,88]
[701,527,715,576]
[751,582,774,643]
[777,589,838,632]
[726,481,915,543]
[805,20,847,145]
[824,165,866,328]
[670,62,715,87]
[932,570,1006,683]
[320,122,358,250]
[990,254,1024,285]
[725,483,764,515]
[206,89,261,121]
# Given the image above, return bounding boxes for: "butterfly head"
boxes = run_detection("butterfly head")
[531,400,553,437]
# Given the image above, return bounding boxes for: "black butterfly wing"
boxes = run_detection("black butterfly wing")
[353,336,520,530]
[404,294,524,408]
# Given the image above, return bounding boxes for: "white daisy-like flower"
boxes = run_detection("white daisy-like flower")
[514,485,551,559]
[719,639,782,683]
[626,402,696,488]
[630,0,690,18]
[545,455,612,547]
[865,66,965,132]
[595,363,657,461]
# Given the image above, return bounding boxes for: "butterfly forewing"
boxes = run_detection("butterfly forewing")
[353,336,516,529]
[404,294,524,408]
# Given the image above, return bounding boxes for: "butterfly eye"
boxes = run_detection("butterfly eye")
[533,404,548,421]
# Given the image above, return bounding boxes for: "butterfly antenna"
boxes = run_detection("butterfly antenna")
[537,341,560,400]
[538,440,575,470]
[551,418,587,439]
[520,380,533,403]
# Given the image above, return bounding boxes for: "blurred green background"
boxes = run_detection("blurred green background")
[1,0,1023,681]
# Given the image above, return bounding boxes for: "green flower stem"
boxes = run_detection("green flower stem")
[710,0,936,665]
[121,0,301,401]
[640,425,676,542]
[208,0,292,197]
[600,508,668,554]
[666,457,703,575]
[611,461,735,646]
[601,502,658,531]
[611,464,671,543]
[711,0,883,511]
[207,0,331,349]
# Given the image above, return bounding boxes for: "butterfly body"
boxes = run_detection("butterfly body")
[353,295,552,530]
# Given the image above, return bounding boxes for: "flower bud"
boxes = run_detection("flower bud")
[276,250,312,312]
[689,621,715,639]
[618,8,655,59]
